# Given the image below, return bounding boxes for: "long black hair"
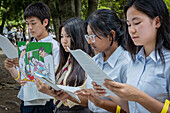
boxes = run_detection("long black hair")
[85,9,126,49]
[124,0,170,63]
[56,17,94,86]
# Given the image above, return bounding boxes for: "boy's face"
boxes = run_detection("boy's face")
[26,16,47,40]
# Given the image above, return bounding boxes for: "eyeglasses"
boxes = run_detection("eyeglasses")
[84,35,96,43]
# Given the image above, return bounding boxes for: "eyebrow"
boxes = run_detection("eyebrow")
[26,20,36,23]
[126,17,141,22]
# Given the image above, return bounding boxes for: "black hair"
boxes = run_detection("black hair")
[124,0,170,63]
[56,17,94,86]
[85,9,126,49]
[24,2,50,30]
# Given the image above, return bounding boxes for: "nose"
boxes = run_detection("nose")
[28,25,32,30]
[128,25,136,34]
[128,26,136,35]
[63,37,68,43]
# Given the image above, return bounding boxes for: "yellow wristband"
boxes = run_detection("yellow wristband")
[161,99,170,113]
[15,71,20,80]
[116,105,121,113]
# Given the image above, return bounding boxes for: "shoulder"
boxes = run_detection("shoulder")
[163,48,170,59]
[49,38,60,48]
[162,49,170,81]
[160,48,170,66]
[44,36,60,48]
[119,49,131,64]
[163,49,170,68]
[48,39,60,51]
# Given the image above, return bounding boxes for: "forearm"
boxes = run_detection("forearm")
[96,98,117,112]
[9,67,21,83]
[137,91,169,113]
[108,95,129,112]
[68,95,88,107]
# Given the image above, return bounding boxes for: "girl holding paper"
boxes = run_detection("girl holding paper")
[75,9,130,113]
[36,17,94,113]
[94,0,170,113]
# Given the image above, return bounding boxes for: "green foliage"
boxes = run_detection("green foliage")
[97,0,127,19]
[1,0,169,34]
[0,0,34,31]
[81,0,88,20]
[81,0,127,20]
[164,0,170,14]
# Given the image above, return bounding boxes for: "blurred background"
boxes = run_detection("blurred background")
[0,0,169,42]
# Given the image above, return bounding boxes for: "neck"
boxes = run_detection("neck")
[104,41,118,61]
[36,31,48,41]
[144,43,155,58]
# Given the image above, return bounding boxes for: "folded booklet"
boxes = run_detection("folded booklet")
[17,42,55,82]
[18,41,56,102]
[0,34,18,59]
[67,47,115,96]
[34,73,81,103]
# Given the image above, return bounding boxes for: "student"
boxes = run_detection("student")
[35,17,94,113]
[99,0,170,113]
[74,9,130,113]
[4,2,59,113]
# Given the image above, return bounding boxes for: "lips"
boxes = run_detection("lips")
[63,45,68,48]
[131,36,138,40]
[30,31,34,34]
[91,45,96,49]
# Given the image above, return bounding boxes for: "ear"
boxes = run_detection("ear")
[43,18,48,27]
[110,30,116,41]
[154,16,161,29]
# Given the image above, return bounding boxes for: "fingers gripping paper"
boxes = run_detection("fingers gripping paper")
[67,47,115,96]
[34,73,81,103]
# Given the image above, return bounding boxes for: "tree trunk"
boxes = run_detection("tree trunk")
[75,0,81,17]
[42,0,60,41]
[52,16,60,41]
[59,0,75,23]
[43,0,77,41]
[0,13,7,34]
[87,0,98,18]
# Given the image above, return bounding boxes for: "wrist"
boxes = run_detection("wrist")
[14,71,20,80]
[96,98,105,107]
[135,90,147,103]
[161,99,170,113]
[8,67,16,71]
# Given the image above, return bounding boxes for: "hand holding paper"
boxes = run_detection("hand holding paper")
[34,73,81,103]
[67,47,115,96]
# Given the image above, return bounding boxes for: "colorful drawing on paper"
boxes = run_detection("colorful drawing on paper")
[17,42,53,81]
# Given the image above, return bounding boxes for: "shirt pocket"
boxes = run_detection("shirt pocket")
[140,75,168,102]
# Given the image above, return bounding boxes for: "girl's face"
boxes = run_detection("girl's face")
[60,27,71,52]
[126,7,160,49]
[86,25,112,53]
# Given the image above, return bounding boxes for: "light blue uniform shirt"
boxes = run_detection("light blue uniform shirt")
[17,36,60,101]
[87,46,130,113]
[126,47,170,113]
